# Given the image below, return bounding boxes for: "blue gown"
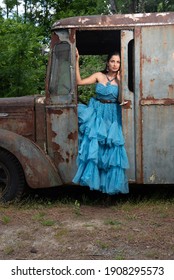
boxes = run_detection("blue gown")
[73,82,129,194]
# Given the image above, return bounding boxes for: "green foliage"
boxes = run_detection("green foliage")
[0,18,46,97]
[78,54,107,103]
[52,0,108,21]
[0,1,174,98]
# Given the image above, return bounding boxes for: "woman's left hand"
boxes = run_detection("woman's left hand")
[117,70,121,81]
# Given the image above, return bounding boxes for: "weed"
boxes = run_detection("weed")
[145,250,159,259]
[41,219,55,226]
[115,254,125,260]
[1,215,11,224]
[32,211,55,226]
[74,200,81,215]
[55,229,68,239]
[96,240,109,249]
[32,212,46,221]
[4,246,14,255]
[104,219,122,226]
[84,223,94,228]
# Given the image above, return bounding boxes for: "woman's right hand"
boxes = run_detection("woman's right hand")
[76,48,79,60]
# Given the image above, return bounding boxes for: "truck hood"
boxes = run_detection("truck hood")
[0,95,44,141]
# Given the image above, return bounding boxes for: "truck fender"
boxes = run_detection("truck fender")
[0,129,62,189]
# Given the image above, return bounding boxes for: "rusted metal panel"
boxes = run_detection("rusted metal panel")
[141,25,174,99]
[141,98,174,106]
[52,12,174,30]
[35,96,47,150]
[0,96,35,141]
[46,105,78,183]
[134,27,144,183]
[142,106,174,183]
[45,27,78,184]
[121,30,136,182]
[141,25,174,183]
[0,129,62,188]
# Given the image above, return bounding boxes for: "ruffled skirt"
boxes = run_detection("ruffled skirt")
[73,98,129,194]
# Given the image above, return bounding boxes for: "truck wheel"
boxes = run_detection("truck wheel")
[0,148,25,202]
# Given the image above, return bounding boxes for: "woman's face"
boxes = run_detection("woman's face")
[107,55,120,73]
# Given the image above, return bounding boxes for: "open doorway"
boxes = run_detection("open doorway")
[76,30,121,103]
[76,30,121,55]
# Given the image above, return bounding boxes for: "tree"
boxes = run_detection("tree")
[109,0,174,13]
[0,18,46,97]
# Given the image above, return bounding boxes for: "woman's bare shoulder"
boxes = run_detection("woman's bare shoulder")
[95,72,106,83]
[95,72,105,79]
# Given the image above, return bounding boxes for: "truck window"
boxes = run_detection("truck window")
[49,42,71,97]
[128,39,134,93]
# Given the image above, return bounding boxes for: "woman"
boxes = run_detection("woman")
[73,49,129,194]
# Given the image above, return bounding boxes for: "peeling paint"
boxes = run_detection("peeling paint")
[78,17,90,24]
[149,172,156,183]
[36,97,45,104]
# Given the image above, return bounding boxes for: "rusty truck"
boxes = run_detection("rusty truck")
[0,12,174,202]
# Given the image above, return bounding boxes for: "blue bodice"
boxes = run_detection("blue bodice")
[95,83,119,102]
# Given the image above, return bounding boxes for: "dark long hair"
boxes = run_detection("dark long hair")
[102,51,121,74]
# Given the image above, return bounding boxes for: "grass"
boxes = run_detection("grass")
[54,229,68,240]
[41,219,55,226]
[1,215,11,224]
[96,240,109,249]
[0,184,173,260]
[4,246,14,255]
[104,219,122,226]
[0,184,173,211]
[115,253,126,260]
[32,212,46,221]
[32,211,55,226]
[73,200,81,216]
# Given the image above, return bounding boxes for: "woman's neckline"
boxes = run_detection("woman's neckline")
[106,75,116,83]
[97,82,118,87]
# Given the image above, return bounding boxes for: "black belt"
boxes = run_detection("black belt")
[96,98,118,104]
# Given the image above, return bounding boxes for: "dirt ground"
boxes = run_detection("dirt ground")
[0,185,173,260]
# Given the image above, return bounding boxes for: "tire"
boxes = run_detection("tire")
[0,148,25,202]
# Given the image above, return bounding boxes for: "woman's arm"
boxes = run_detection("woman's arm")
[76,48,99,86]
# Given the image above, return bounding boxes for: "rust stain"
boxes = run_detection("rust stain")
[70,29,75,43]
[142,54,151,63]
[68,131,78,140]
[57,110,63,115]
[135,27,141,38]
[150,79,155,86]
[168,84,174,97]
[154,58,159,63]
[141,98,174,105]
[146,95,155,100]
[51,32,60,48]
[54,144,64,163]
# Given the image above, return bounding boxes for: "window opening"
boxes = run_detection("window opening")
[128,39,134,92]
[49,42,71,96]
